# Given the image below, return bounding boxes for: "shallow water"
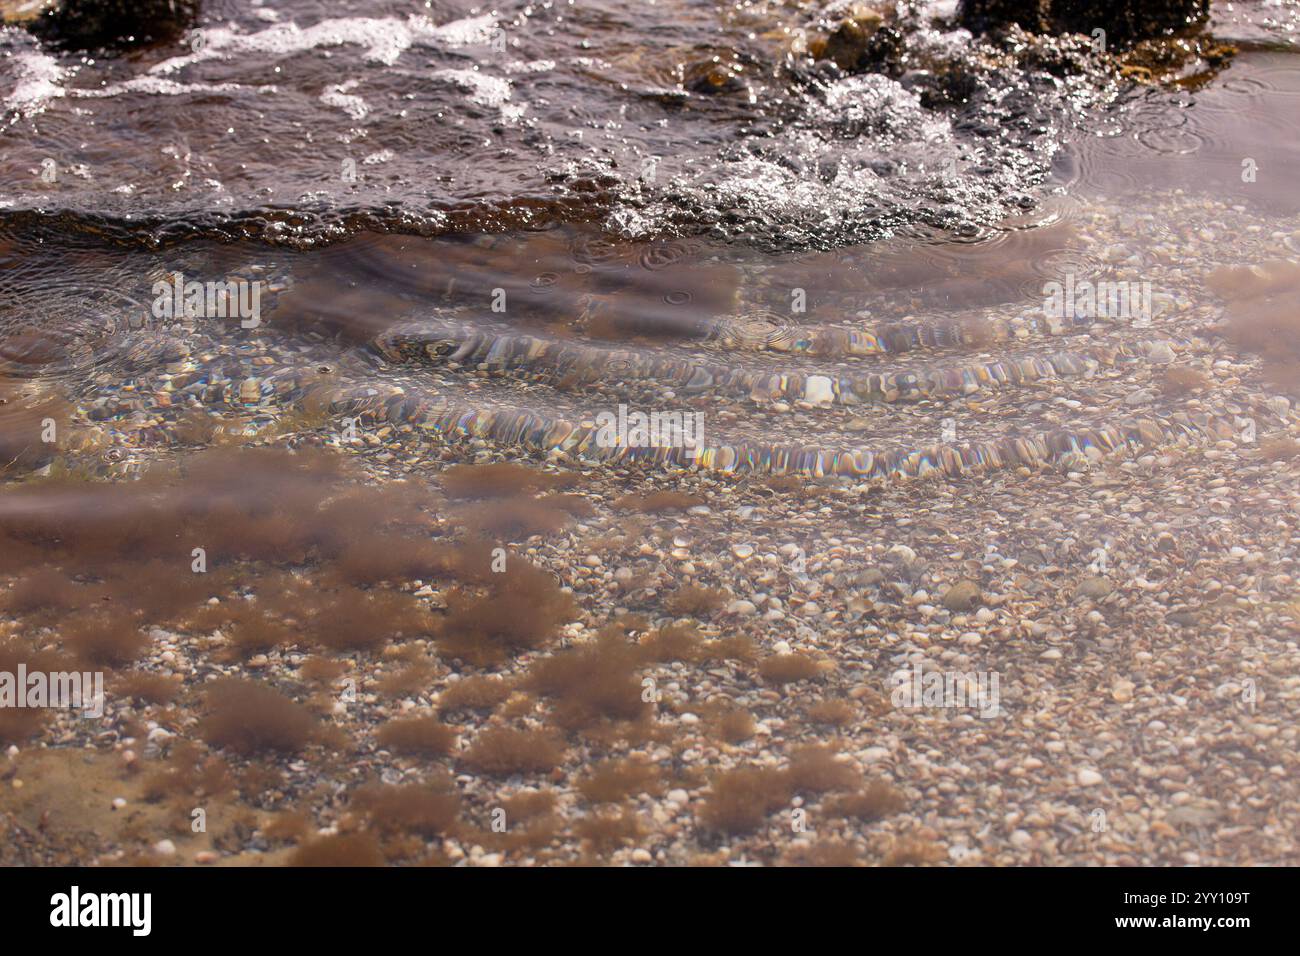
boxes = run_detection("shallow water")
[4,32,1299,478]
[1,1,1299,868]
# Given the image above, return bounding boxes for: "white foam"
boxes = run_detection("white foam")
[73,77,275,98]
[150,13,497,75]
[320,79,368,120]
[5,50,67,114]
[505,59,556,74]
[432,69,512,108]
[431,68,524,123]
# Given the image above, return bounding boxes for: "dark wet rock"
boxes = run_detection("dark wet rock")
[1015,29,1118,78]
[683,57,748,96]
[1052,0,1211,44]
[958,0,1051,34]
[1,0,54,25]
[959,0,1211,47]
[813,13,905,75]
[1119,35,1236,87]
[28,0,200,50]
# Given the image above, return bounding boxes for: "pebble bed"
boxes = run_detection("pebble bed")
[1,189,1298,866]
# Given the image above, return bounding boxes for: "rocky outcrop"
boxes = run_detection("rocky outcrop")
[959,0,1053,35]
[26,0,200,50]
[1,0,55,25]
[959,0,1210,47]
